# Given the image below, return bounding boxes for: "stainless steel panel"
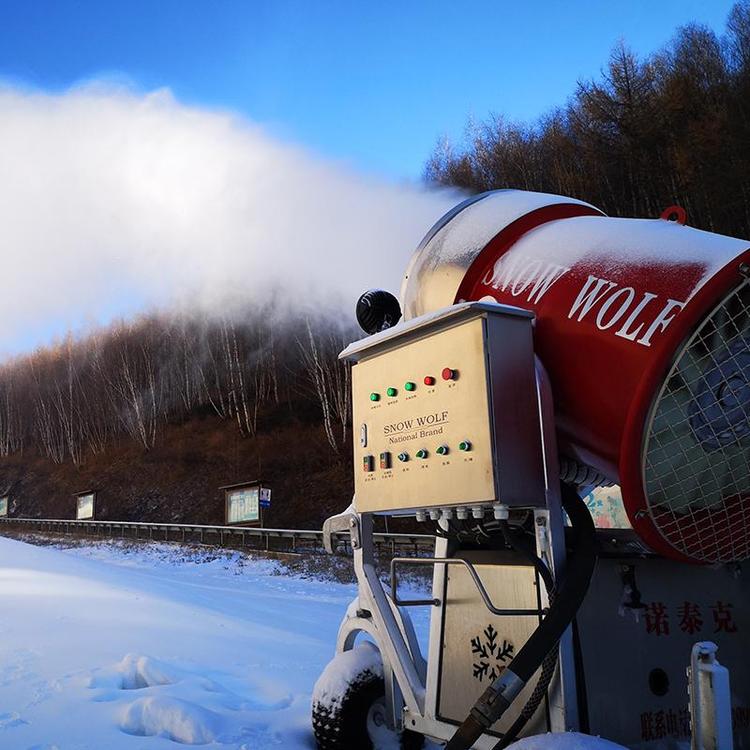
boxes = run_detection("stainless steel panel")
[436,551,551,737]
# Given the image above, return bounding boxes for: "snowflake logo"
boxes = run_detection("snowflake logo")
[471,624,515,682]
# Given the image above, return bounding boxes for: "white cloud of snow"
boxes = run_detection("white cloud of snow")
[0,83,457,353]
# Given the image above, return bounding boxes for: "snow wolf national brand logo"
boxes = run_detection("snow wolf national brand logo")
[470,624,515,683]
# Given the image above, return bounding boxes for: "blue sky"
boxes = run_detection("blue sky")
[0,0,738,180]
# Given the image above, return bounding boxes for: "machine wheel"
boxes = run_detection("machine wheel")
[312,642,424,750]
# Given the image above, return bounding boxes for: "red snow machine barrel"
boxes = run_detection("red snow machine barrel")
[400,190,750,564]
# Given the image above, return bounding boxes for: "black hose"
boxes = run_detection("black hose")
[445,484,597,750]
[498,520,554,595]
[493,647,558,750]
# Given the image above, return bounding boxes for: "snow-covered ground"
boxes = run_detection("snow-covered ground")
[0,535,624,750]
[0,535,418,749]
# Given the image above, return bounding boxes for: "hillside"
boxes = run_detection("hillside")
[0,304,364,529]
[0,410,353,528]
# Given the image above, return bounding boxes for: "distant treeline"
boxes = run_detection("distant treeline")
[0,306,356,465]
[425,1,750,240]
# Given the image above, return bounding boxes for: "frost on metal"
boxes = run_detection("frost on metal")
[312,641,383,710]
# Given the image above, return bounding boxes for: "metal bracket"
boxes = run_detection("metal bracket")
[390,556,544,616]
[322,506,359,554]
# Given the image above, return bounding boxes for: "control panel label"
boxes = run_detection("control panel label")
[383,410,449,444]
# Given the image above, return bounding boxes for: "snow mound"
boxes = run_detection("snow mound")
[88,653,178,690]
[508,733,627,750]
[119,695,223,744]
[312,641,383,710]
[79,652,296,744]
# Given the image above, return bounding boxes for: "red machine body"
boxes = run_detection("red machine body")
[400,190,750,564]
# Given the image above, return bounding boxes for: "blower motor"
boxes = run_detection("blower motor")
[400,190,750,564]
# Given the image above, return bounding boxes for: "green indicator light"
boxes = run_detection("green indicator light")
[437,445,449,455]
[370,392,380,402]
[416,449,428,459]
[459,440,472,452]
[405,381,416,392]
[387,387,398,397]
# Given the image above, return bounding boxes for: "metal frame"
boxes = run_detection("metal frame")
[390,557,545,616]
[640,278,750,563]
[75,490,96,520]
[533,359,580,734]
[220,481,267,527]
[329,359,579,747]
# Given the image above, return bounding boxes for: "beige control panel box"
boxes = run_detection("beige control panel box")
[340,302,545,514]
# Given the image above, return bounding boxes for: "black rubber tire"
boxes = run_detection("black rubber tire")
[312,654,424,750]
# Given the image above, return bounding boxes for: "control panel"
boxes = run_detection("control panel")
[340,302,545,514]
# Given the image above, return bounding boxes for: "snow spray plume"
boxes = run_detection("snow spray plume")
[0,84,457,354]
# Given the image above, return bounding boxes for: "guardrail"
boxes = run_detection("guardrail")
[0,517,435,556]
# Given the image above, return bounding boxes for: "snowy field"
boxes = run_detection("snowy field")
[0,534,622,750]
[0,534,404,749]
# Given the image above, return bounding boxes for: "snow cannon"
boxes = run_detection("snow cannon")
[400,190,750,565]
[314,190,750,750]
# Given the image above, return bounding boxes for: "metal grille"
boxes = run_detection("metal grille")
[644,280,750,563]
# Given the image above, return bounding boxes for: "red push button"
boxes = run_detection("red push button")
[442,367,457,381]
[424,376,436,386]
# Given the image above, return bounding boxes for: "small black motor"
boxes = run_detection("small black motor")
[356,289,402,334]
